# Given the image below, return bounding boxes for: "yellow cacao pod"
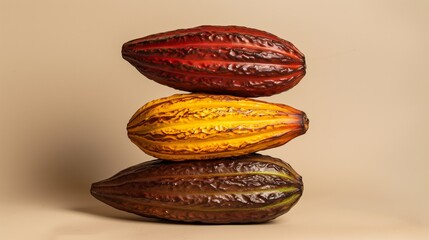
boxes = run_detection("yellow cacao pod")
[127,94,309,161]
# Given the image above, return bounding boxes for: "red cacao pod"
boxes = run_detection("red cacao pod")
[122,25,305,97]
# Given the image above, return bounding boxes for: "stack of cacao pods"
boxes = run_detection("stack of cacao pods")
[91,26,309,224]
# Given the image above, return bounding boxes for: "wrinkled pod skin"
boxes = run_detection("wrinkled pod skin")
[127,93,309,161]
[122,25,305,97]
[91,154,303,224]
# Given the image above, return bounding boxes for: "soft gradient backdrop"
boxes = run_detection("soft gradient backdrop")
[1,0,428,239]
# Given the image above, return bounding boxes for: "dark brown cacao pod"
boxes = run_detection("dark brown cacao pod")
[122,25,306,97]
[91,154,303,224]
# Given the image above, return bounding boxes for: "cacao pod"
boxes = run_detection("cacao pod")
[122,25,305,97]
[128,93,309,161]
[91,154,303,224]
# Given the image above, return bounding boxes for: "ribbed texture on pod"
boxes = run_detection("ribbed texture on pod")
[122,25,305,97]
[91,154,303,224]
[127,93,309,161]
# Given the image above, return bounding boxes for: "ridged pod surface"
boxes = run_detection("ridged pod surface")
[91,154,303,224]
[122,25,305,97]
[128,93,309,161]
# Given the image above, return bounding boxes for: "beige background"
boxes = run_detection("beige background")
[1,0,428,239]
